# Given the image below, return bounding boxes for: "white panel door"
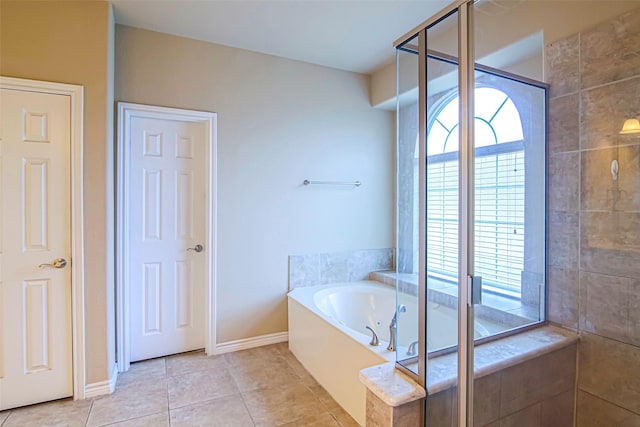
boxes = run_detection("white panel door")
[0,88,73,410]
[129,116,206,361]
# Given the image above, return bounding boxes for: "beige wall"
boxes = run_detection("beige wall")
[115,26,394,343]
[0,1,115,384]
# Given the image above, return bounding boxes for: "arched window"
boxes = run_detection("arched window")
[422,87,525,296]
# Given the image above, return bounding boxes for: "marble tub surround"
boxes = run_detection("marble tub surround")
[288,248,393,289]
[359,362,426,407]
[425,335,577,427]
[545,6,640,424]
[359,326,577,427]
[360,363,425,427]
[424,325,578,395]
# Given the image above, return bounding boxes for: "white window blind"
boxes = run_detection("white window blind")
[423,87,526,296]
[426,149,524,295]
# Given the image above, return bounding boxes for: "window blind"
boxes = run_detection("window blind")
[426,149,525,295]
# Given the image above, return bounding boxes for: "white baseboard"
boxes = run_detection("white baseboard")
[215,332,288,354]
[84,363,118,398]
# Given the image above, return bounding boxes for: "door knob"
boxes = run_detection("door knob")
[38,258,67,269]
[187,244,203,253]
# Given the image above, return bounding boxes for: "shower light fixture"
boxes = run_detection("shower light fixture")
[619,117,640,134]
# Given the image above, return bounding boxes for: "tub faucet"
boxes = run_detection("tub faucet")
[406,340,419,356]
[387,304,407,351]
[365,326,380,346]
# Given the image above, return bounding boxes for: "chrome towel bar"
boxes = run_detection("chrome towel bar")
[303,179,361,187]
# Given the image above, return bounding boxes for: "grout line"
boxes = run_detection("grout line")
[84,399,95,427]
[579,74,640,94]
[237,387,258,426]
[0,411,11,427]
[99,411,168,427]
[164,356,171,427]
[579,389,640,417]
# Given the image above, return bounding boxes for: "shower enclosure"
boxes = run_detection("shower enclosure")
[392,1,640,425]
[395,0,548,424]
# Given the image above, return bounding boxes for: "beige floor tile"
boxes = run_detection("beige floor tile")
[0,410,9,424]
[243,382,326,426]
[280,412,341,427]
[86,378,168,426]
[116,357,166,388]
[280,352,319,386]
[166,350,228,377]
[106,411,169,427]
[229,357,301,392]
[224,345,283,368]
[326,404,359,427]
[168,367,239,409]
[331,408,360,427]
[308,384,343,413]
[272,342,291,355]
[170,395,254,427]
[2,398,92,427]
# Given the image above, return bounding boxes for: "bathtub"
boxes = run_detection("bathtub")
[288,280,492,425]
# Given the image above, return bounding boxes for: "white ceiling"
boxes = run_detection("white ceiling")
[110,0,450,75]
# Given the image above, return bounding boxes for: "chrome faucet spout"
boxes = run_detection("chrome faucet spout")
[365,326,380,346]
[387,304,407,351]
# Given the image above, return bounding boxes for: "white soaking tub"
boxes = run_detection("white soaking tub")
[288,280,492,425]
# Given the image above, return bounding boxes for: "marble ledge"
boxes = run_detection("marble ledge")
[426,324,579,394]
[359,362,426,408]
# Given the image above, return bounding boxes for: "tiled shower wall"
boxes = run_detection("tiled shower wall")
[546,7,640,426]
[288,248,393,290]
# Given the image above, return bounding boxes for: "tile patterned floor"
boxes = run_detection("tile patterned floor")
[0,343,359,427]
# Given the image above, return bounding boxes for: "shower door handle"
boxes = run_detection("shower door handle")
[469,275,482,305]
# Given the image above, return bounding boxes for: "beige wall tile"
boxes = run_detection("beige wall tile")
[547,211,579,269]
[548,94,579,154]
[578,332,640,414]
[425,388,453,427]
[576,390,640,427]
[580,8,640,89]
[581,145,640,212]
[579,271,638,345]
[500,344,576,417]
[540,389,575,427]
[366,390,392,427]
[393,399,422,426]
[580,77,640,150]
[545,34,580,99]
[548,152,580,212]
[499,403,542,427]
[580,212,640,278]
[547,266,579,329]
[473,373,501,427]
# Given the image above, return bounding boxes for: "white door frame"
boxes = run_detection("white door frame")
[116,102,217,372]
[0,76,86,399]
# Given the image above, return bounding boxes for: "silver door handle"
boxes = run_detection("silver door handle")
[187,244,203,253]
[38,258,67,269]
